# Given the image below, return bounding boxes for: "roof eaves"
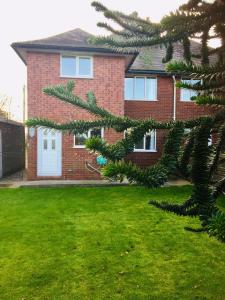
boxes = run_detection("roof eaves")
[126,69,184,77]
[126,69,168,75]
[11,42,137,56]
[11,44,27,65]
[125,52,139,72]
[0,116,24,126]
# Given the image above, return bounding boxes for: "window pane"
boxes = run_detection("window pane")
[90,128,102,138]
[79,57,91,76]
[181,79,192,101]
[52,139,56,150]
[145,130,156,150]
[43,139,48,150]
[134,78,145,100]
[125,78,134,100]
[190,79,200,98]
[135,138,144,149]
[61,56,76,76]
[146,78,157,100]
[75,132,88,146]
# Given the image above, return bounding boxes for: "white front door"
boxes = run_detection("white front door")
[0,130,2,178]
[37,128,62,176]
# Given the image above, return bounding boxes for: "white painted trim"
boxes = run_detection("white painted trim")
[172,75,176,121]
[37,128,62,177]
[124,76,158,101]
[0,130,2,178]
[60,54,93,78]
[133,150,157,153]
[73,128,104,148]
[73,144,86,149]
[124,99,158,102]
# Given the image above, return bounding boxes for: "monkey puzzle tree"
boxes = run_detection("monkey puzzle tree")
[27,0,225,239]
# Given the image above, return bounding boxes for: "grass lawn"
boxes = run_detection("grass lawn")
[0,186,225,300]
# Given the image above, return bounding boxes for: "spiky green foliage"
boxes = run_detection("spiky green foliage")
[101,125,185,187]
[166,61,225,80]
[178,130,195,179]
[43,82,113,118]
[195,95,225,106]
[150,120,216,229]
[103,161,168,188]
[210,125,225,178]
[159,123,185,171]
[162,42,173,63]
[208,211,225,242]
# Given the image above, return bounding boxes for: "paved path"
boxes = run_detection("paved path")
[0,171,191,188]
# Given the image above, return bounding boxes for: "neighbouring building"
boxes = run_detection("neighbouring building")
[12,28,215,180]
[0,117,25,178]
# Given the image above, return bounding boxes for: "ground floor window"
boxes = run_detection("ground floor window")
[134,130,156,152]
[74,128,104,148]
[184,128,212,146]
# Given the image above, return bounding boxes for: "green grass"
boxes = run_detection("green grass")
[0,186,225,300]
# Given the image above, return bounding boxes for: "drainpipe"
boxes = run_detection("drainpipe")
[172,75,176,121]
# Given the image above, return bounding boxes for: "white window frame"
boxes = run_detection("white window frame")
[134,130,157,152]
[73,128,104,148]
[125,76,157,101]
[60,54,93,78]
[180,78,200,102]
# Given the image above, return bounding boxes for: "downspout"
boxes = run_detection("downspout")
[172,75,176,121]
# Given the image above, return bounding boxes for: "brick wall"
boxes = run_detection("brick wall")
[27,52,125,180]
[0,120,25,177]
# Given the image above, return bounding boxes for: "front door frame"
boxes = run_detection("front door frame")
[37,128,62,177]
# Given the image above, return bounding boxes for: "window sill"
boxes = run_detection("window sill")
[73,146,86,149]
[124,99,158,102]
[60,75,93,79]
[134,149,157,153]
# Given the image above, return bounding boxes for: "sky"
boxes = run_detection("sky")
[0,0,217,121]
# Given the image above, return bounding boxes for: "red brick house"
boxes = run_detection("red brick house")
[12,28,213,180]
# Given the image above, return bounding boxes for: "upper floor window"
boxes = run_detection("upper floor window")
[74,128,104,148]
[134,130,156,152]
[61,55,93,78]
[180,79,200,101]
[125,77,157,101]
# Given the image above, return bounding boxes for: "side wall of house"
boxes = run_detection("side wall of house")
[0,121,25,177]
[26,52,125,180]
